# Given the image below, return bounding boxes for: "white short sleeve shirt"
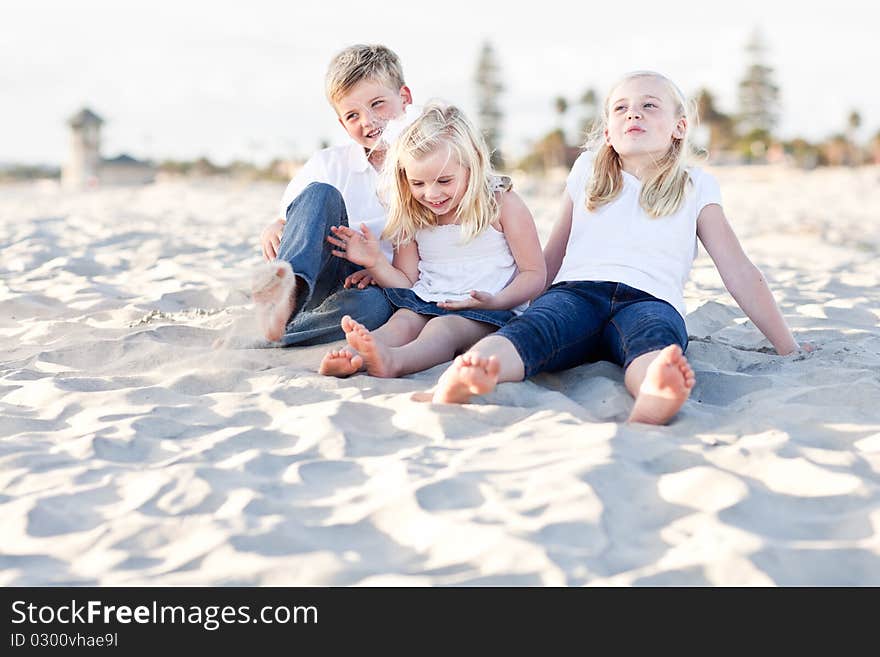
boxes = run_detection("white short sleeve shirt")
[553,151,722,317]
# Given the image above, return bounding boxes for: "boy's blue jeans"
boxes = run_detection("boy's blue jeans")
[274,182,392,346]
[496,281,688,377]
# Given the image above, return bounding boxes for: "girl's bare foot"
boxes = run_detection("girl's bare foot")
[342,316,396,377]
[318,348,364,377]
[252,261,297,342]
[627,344,695,425]
[432,352,500,403]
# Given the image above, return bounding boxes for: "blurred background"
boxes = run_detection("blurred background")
[2,0,877,184]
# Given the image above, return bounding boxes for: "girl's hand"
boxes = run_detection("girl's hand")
[437,290,496,311]
[327,224,380,269]
[260,216,286,261]
[344,269,376,289]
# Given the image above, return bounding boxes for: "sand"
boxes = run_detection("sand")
[1,166,879,586]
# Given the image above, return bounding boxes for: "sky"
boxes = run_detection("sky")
[2,0,877,166]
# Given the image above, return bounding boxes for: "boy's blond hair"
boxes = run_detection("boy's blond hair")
[585,71,701,218]
[380,102,501,246]
[325,44,406,107]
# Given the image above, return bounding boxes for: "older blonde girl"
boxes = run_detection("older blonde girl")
[429,71,810,424]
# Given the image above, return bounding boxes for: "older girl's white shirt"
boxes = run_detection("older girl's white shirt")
[279,142,392,260]
[552,151,722,318]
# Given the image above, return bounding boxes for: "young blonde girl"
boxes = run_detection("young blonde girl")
[319,102,546,378]
[428,71,812,424]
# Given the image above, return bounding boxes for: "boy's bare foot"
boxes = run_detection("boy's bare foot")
[252,261,297,342]
[343,315,396,377]
[318,348,364,377]
[431,352,500,404]
[627,344,695,425]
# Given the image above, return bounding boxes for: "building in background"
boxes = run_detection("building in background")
[62,107,156,189]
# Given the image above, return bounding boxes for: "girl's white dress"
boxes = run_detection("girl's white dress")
[383,176,525,327]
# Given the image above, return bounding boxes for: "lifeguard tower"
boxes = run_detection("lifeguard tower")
[62,108,104,189]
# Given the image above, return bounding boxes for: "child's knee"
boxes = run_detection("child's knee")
[289,182,345,221]
[391,308,427,329]
[303,181,343,203]
[426,314,482,334]
[426,314,461,328]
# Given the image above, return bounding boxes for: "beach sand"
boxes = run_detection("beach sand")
[1,166,879,585]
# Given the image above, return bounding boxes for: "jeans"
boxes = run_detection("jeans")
[275,182,393,346]
[496,281,688,378]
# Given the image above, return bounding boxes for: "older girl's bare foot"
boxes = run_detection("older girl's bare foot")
[319,348,364,377]
[343,316,396,377]
[252,261,297,342]
[432,353,500,403]
[627,344,695,425]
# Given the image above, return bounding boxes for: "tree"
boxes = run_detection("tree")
[517,129,568,172]
[695,87,736,153]
[554,95,569,145]
[474,41,505,168]
[737,29,780,137]
[847,109,862,133]
[846,109,862,164]
[578,88,599,142]
[782,137,821,169]
[820,134,851,167]
[870,129,880,165]
[554,96,569,120]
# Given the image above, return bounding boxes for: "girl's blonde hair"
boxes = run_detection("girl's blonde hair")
[380,101,500,246]
[585,71,700,218]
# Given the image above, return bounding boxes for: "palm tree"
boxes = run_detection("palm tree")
[578,88,599,142]
[552,96,570,166]
[847,109,862,164]
[847,109,862,132]
[554,96,569,130]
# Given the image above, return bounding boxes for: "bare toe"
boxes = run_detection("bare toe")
[341,315,357,335]
[319,349,361,378]
[432,353,499,404]
[345,324,394,377]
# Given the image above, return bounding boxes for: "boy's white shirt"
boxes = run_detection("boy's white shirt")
[279,142,393,260]
[554,151,722,318]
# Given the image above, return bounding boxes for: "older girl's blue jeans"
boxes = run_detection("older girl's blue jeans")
[495,281,688,378]
[274,182,393,346]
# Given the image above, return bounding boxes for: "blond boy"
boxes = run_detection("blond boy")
[253,44,413,345]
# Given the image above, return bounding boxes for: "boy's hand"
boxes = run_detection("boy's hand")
[327,224,381,269]
[260,216,286,261]
[344,269,376,289]
[437,290,496,311]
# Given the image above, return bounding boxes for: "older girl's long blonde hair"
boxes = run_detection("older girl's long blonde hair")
[585,71,700,218]
[380,102,500,246]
